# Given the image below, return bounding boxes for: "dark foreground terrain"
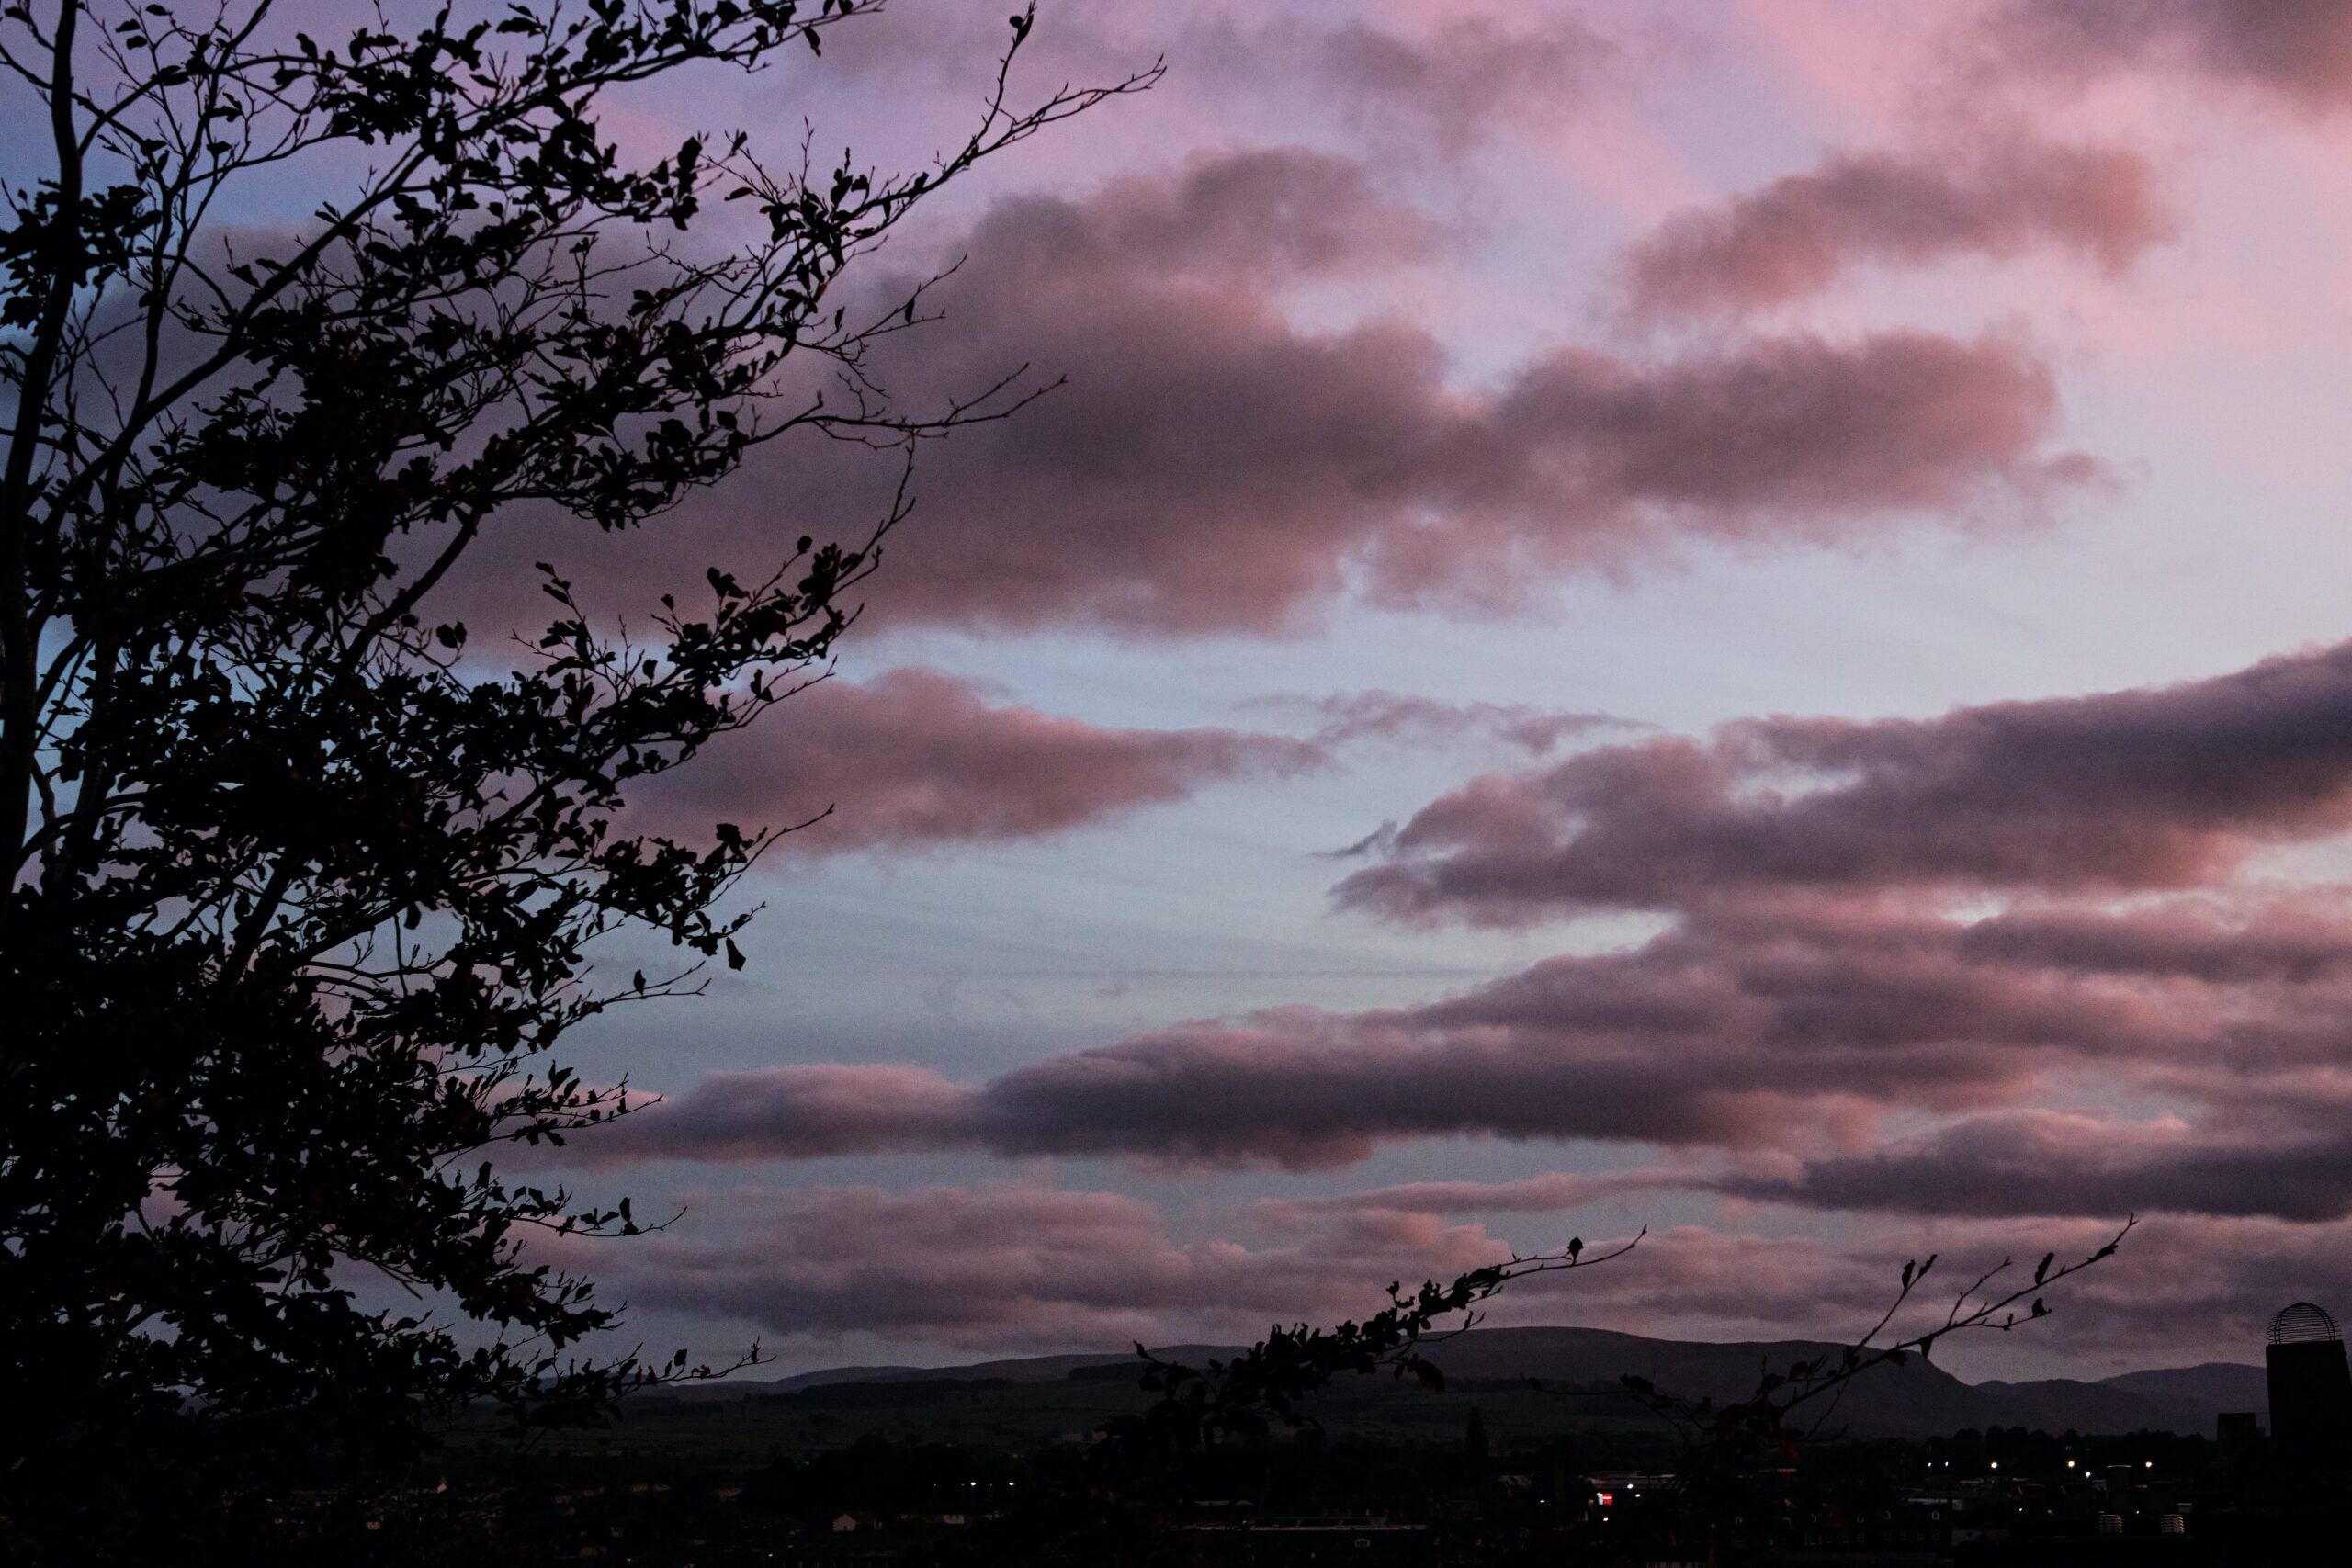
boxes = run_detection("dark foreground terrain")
[243,1329,2337,1564]
[693,1326,2272,1446]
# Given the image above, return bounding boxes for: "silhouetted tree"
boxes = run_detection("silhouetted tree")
[1117,1231,1641,1451]
[0,1,1150,1556]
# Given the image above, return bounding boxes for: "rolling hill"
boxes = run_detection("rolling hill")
[719,1327,2267,1440]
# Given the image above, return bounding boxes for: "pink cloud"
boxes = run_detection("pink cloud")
[567,897,2352,1173]
[535,884,2352,1269]
[948,145,1445,284]
[450,149,2102,639]
[1956,899,2352,984]
[2002,0,2352,114]
[571,1015,1881,1174]
[596,1065,979,1161]
[595,1179,1515,1352]
[1622,141,2170,319]
[587,1181,2308,1369]
[563,642,2352,1258]
[1305,12,1618,154]
[1338,638,2352,924]
[796,4,1624,173]
[855,310,2090,634]
[1721,1106,2352,1224]
[623,667,1319,852]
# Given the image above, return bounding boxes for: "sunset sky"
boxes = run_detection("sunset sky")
[477,0,2352,1382]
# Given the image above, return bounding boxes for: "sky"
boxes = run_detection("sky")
[451,0,2352,1383]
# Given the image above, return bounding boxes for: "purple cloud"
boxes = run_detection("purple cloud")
[447,149,2102,639]
[626,667,1319,852]
[1338,639,2352,924]
[1623,141,2169,319]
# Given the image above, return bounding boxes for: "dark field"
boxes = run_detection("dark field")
[476,1368,1684,1469]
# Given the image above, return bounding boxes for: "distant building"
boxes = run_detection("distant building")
[2266,1301,2352,1456]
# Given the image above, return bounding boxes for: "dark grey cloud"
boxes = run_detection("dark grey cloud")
[1722,1109,2352,1224]
[561,898,2352,1173]
[1337,639,2352,924]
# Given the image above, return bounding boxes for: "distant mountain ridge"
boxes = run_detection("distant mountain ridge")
[716,1328,2267,1439]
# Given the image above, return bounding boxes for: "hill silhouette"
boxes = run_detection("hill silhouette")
[726,1327,2263,1439]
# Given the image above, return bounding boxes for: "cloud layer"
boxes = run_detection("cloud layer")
[592,1179,2340,1367]
[571,639,2352,1266]
[616,671,1627,856]
[626,667,1317,852]
[1298,12,1618,155]
[1720,1105,2352,1224]
[473,2,2352,1370]
[600,1179,1512,1351]
[458,147,2103,640]
[847,276,2098,631]
[1337,638,2352,924]
[573,891,2352,1213]
[2002,0,2352,113]
[1623,141,2168,319]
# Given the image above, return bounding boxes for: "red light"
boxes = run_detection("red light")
[1597,1492,1615,1506]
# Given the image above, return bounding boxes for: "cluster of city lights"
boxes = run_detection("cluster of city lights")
[1928,1459,2155,1472]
